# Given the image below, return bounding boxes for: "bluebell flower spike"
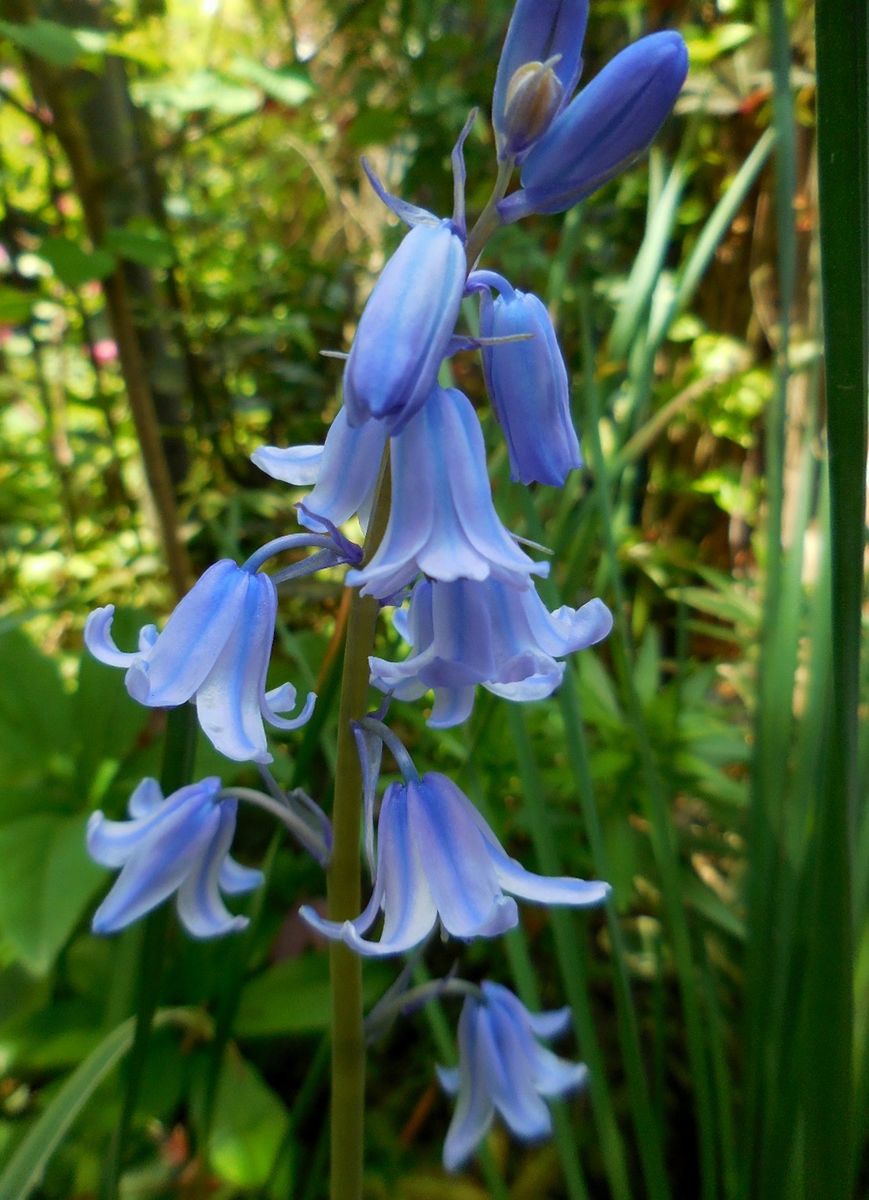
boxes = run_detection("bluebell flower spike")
[469,269,581,486]
[299,771,609,957]
[439,981,588,1171]
[252,405,387,534]
[85,560,315,763]
[88,777,263,938]
[370,576,613,727]
[493,0,589,160]
[498,31,689,222]
[347,386,548,599]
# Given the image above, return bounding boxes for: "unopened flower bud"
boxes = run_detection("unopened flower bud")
[502,59,564,157]
[492,0,589,161]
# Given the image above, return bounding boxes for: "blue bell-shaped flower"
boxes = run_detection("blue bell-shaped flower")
[347,385,547,599]
[370,575,612,727]
[85,560,315,763]
[300,771,608,957]
[88,777,263,937]
[472,269,581,486]
[438,982,588,1171]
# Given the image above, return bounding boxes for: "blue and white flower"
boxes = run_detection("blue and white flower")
[347,386,547,599]
[370,576,612,727]
[439,981,588,1171]
[88,777,263,938]
[498,31,689,222]
[471,269,581,486]
[85,559,315,763]
[300,771,608,957]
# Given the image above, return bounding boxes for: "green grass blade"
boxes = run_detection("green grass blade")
[801,0,867,1194]
[0,1009,201,1200]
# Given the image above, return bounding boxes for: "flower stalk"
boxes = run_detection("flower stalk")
[327,455,391,1200]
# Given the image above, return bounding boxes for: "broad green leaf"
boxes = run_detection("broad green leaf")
[103,225,174,270]
[0,631,74,780]
[208,1044,289,1189]
[37,237,115,287]
[0,19,103,68]
[229,57,315,106]
[0,814,102,974]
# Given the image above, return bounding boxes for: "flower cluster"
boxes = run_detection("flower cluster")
[82,0,686,1177]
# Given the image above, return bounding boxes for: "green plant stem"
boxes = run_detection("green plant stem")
[327,460,390,1200]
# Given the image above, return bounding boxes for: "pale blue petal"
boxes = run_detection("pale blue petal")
[489,840,611,907]
[480,1006,552,1140]
[296,407,388,530]
[262,683,316,732]
[532,1047,589,1098]
[436,1065,460,1095]
[126,561,249,708]
[430,390,547,583]
[127,777,163,819]
[87,781,213,868]
[526,1006,573,1040]
[84,605,141,669]
[525,595,613,657]
[346,393,436,597]
[251,443,323,485]
[175,800,249,938]
[428,684,476,728]
[194,572,276,762]
[442,1002,496,1172]
[219,855,264,895]
[408,774,505,938]
[485,662,565,702]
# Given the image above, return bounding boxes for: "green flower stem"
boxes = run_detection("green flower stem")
[465,158,513,267]
[328,457,390,1200]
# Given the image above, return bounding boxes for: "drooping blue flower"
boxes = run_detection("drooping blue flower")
[88,777,263,937]
[299,771,608,957]
[85,560,315,763]
[492,0,589,160]
[251,405,388,532]
[370,576,612,727]
[346,385,547,600]
[498,31,689,222]
[470,269,580,486]
[438,981,588,1171]
[342,114,477,432]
